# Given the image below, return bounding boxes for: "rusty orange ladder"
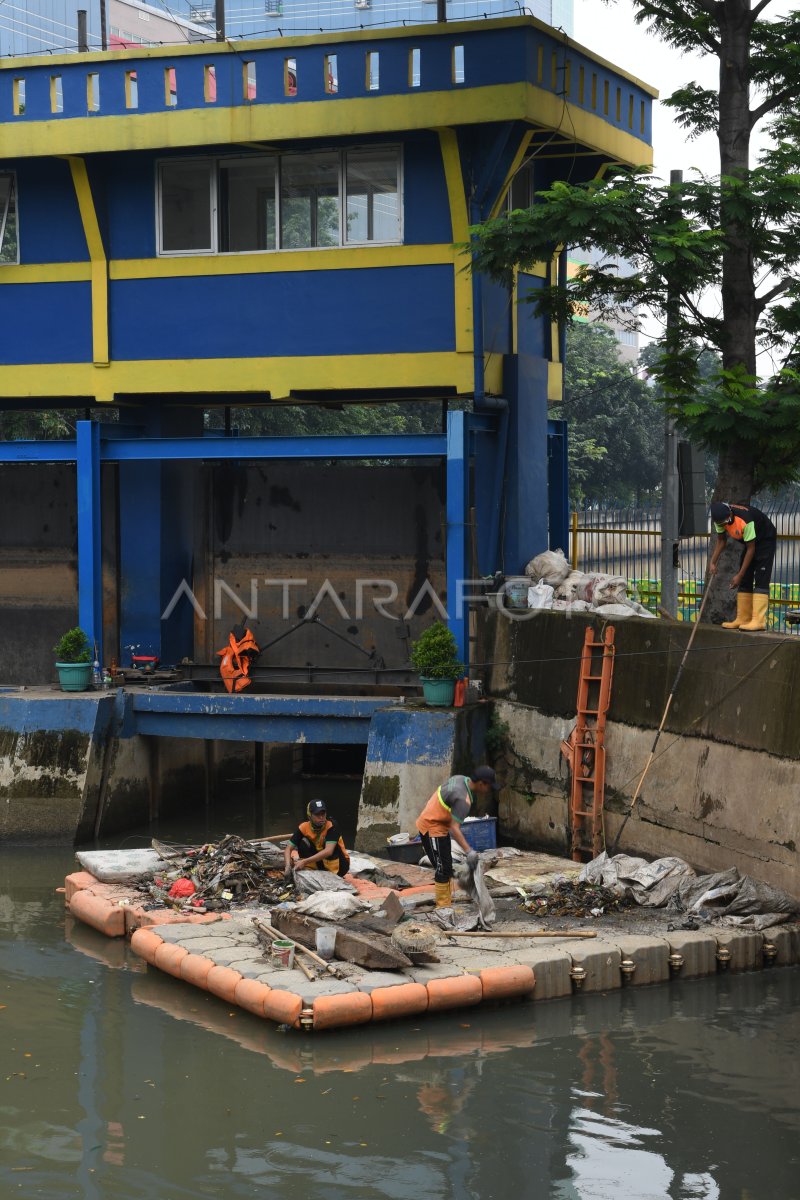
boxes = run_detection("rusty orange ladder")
[560,625,616,862]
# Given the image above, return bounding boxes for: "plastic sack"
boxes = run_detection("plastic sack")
[573,573,628,605]
[527,581,555,610]
[554,570,585,601]
[295,891,366,920]
[293,870,356,895]
[525,549,571,587]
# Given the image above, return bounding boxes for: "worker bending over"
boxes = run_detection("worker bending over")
[416,766,500,909]
[284,799,351,878]
[709,501,777,631]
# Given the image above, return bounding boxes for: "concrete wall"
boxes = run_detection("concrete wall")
[478,609,800,894]
[356,702,488,853]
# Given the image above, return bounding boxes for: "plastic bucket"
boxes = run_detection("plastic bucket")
[271,939,295,970]
[315,927,337,961]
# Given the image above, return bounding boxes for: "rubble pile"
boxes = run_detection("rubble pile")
[141,834,296,913]
[521,879,633,919]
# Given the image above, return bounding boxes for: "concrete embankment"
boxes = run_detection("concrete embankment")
[478,609,800,895]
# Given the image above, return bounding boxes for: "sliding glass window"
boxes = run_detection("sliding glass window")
[157,148,400,255]
[218,157,277,252]
[280,152,340,249]
[159,160,213,253]
[0,173,19,264]
[345,148,400,244]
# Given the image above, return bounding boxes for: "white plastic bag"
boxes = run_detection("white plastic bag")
[527,582,554,610]
[525,549,571,587]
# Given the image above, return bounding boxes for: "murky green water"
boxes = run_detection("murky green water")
[2,780,798,1199]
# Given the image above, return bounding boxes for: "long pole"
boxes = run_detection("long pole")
[216,0,225,40]
[77,9,88,51]
[610,574,715,854]
[660,168,683,618]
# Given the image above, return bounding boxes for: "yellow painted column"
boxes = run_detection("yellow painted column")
[62,155,110,374]
[435,127,473,381]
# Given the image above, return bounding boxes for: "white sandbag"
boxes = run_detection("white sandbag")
[527,581,554,610]
[295,891,367,920]
[524,549,571,587]
[554,570,585,600]
[574,573,628,605]
[594,601,657,619]
[293,870,356,895]
[556,598,592,612]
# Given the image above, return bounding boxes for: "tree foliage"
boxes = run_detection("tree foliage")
[561,324,661,504]
[468,1,800,502]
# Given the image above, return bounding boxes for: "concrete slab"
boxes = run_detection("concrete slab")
[664,930,718,977]
[75,849,169,883]
[611,935,670,986]
[356,971,411,993]
[761,924,800,966]
[155,924,235,944]
[165,936,236,954]
[212,949,268,969]
[712,929,762,972]
[405,962,467,984]
[566,940,621,992]
[512,946,572,999]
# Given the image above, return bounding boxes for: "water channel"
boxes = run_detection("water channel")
[2,777,798,1199]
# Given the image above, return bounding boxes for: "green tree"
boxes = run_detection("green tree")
[562,324,661,504]
[468,0,800,620]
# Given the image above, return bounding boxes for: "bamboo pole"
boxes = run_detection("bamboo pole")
[443,929,597,939]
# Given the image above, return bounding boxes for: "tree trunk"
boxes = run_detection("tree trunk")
[703,0,758,624]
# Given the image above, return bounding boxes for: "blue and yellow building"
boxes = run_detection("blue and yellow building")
[0,16,654,675]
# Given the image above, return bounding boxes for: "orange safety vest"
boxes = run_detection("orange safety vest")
[724,515,748,542]
[217,628,260,694]
[416,784,471,839]
[297,819,350,875]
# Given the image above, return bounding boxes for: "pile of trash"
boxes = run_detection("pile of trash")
[520,877,633,919]
[141,834,296,913]
[524,549,657,619]
[580,852,800,929]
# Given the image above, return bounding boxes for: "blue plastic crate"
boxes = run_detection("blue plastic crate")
[461,816,497,852]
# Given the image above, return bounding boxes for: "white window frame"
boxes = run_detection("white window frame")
[0,171,19,265]
[155,147,402,257]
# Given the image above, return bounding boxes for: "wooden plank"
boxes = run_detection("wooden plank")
[270,908,413,970]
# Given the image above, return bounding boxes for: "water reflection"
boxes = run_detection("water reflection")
[1,841,799,1199]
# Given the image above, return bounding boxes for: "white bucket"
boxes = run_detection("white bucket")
[315,926,337,961]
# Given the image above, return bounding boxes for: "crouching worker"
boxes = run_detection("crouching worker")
[709,501,777,631]
[284,799,351,878]
[415,767,499,909]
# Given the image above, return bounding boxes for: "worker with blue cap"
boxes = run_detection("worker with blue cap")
[708,501,777,631]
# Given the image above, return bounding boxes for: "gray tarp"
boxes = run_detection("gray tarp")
[580,852,799,929]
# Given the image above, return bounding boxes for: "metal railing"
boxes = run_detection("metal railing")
[570,502,800,632]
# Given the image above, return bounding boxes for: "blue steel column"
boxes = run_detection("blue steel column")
[76,419,103,662]
[547,418,569,552]
[446,410,468,669]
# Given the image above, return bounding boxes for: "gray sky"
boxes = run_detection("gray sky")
[573,0,719,180]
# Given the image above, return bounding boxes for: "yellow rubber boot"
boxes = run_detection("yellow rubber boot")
[434,881,453,909]
[722,592,752,629]
[740,592,769,631]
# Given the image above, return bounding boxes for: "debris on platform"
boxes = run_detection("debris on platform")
[141,834,297,912]
[520,879,634,919]
[581,852,800,928]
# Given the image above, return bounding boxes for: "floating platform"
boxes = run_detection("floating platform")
[62,865,800,1033]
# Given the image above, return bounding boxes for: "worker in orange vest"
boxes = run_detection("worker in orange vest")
[284,799,351,878]
[416,767,499,909]
[709,501,777,631]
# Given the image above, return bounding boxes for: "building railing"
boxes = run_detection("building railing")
[570,503,800,633]
[0,17,653,143]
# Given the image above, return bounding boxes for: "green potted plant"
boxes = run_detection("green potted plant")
[53,627,93,692]
[410,621,464,706]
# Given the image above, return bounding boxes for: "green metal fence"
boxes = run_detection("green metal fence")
[570,503,800,631]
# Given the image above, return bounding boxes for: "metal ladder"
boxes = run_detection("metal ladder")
[560,625,616,862]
